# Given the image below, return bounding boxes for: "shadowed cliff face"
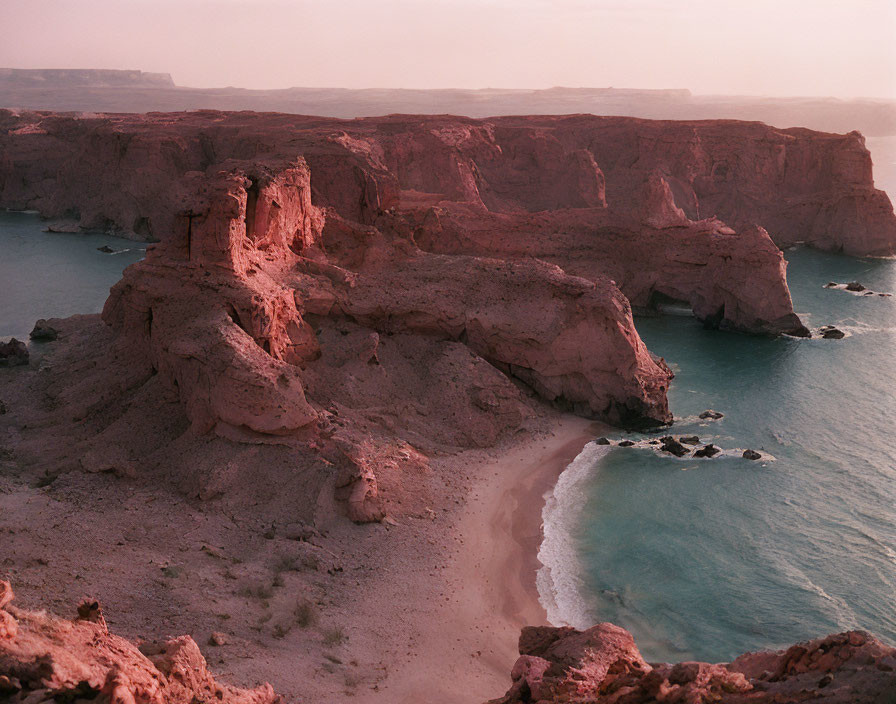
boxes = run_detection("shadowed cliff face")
[488,623,896,704]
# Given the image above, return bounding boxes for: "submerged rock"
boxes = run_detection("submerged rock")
[699,409,724,420]
[679,435,700,445]
[618,440,635,447]
[743,449,762,460]
[96,245,116,253]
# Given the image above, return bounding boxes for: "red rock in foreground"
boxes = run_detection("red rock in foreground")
[489,623,896,704]
[0,581,277,703]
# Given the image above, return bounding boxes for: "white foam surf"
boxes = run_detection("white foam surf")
[536,440,610,628]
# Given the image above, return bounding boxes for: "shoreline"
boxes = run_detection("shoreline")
[379,413,606,704]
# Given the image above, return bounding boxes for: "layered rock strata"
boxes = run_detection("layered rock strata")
[490,623,896,704]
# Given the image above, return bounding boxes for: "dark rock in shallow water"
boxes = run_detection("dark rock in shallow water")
[618,440,635,447]
[595,437,610,445]
[845,281,866,292]
[0,339,29,367]
[879,293,892,297]
[743,449,762,460]
[694,444,721,458]
[29,319,59,341]
[699,409,724,420]
[824,282,838,288]
[648,440,659,445]
[660,436,689,457]
[679,435,700,445]
[97,245,116,253]
[819,325,845,339]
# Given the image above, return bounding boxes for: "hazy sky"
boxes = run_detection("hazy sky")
[2,0,895,98]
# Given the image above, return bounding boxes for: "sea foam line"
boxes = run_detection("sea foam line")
[536,440,609,629]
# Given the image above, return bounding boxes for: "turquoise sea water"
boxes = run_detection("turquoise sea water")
[538,140,896,662]
[0,212,145,341]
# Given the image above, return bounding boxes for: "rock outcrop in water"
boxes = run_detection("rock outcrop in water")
[489,623,896,704]
[0,581,277,703]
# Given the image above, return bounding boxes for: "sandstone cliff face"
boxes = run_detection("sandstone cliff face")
[0,582,277,703]
[2,107,891,519]
[3,109,886,342]
[490,623,896,704]
[331,250,671,424]
[102,164,323,438]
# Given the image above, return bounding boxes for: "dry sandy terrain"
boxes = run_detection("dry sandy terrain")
[0,342,601,703]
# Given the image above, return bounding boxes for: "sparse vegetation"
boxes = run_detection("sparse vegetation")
[322,627,346,646]
[237,582,274,600]
[295,599,316,628]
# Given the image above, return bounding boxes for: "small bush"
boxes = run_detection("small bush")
[295,599,316,628]
[322,627,346,646]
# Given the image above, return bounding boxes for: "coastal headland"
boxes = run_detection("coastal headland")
[1,108,895,702]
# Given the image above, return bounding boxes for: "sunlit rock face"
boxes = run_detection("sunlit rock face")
[0,581,278,704]
[488,623,896,704]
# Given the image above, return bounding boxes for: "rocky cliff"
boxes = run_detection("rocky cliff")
[489,623,896,704]
[3,108,895,518]
[2,110,896,703]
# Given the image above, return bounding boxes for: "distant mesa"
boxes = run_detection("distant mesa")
[0,67,894,137]
[0,68,174,89]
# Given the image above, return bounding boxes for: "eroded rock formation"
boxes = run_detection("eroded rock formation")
[2,108,894,519]
[490,623,896,704]
[0,581,277,703]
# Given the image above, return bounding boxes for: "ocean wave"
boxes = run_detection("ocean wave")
[836,322,896,337]
[536,441,609,628]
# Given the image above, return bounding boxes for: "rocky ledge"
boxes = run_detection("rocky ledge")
[489,623,896,704]
[0,581,277,703]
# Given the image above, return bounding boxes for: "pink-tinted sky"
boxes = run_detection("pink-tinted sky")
[2,0,895,98]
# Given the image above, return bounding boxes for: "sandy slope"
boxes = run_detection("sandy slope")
[0,338,599,703]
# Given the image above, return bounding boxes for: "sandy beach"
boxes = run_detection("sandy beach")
[376,413,604,704]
